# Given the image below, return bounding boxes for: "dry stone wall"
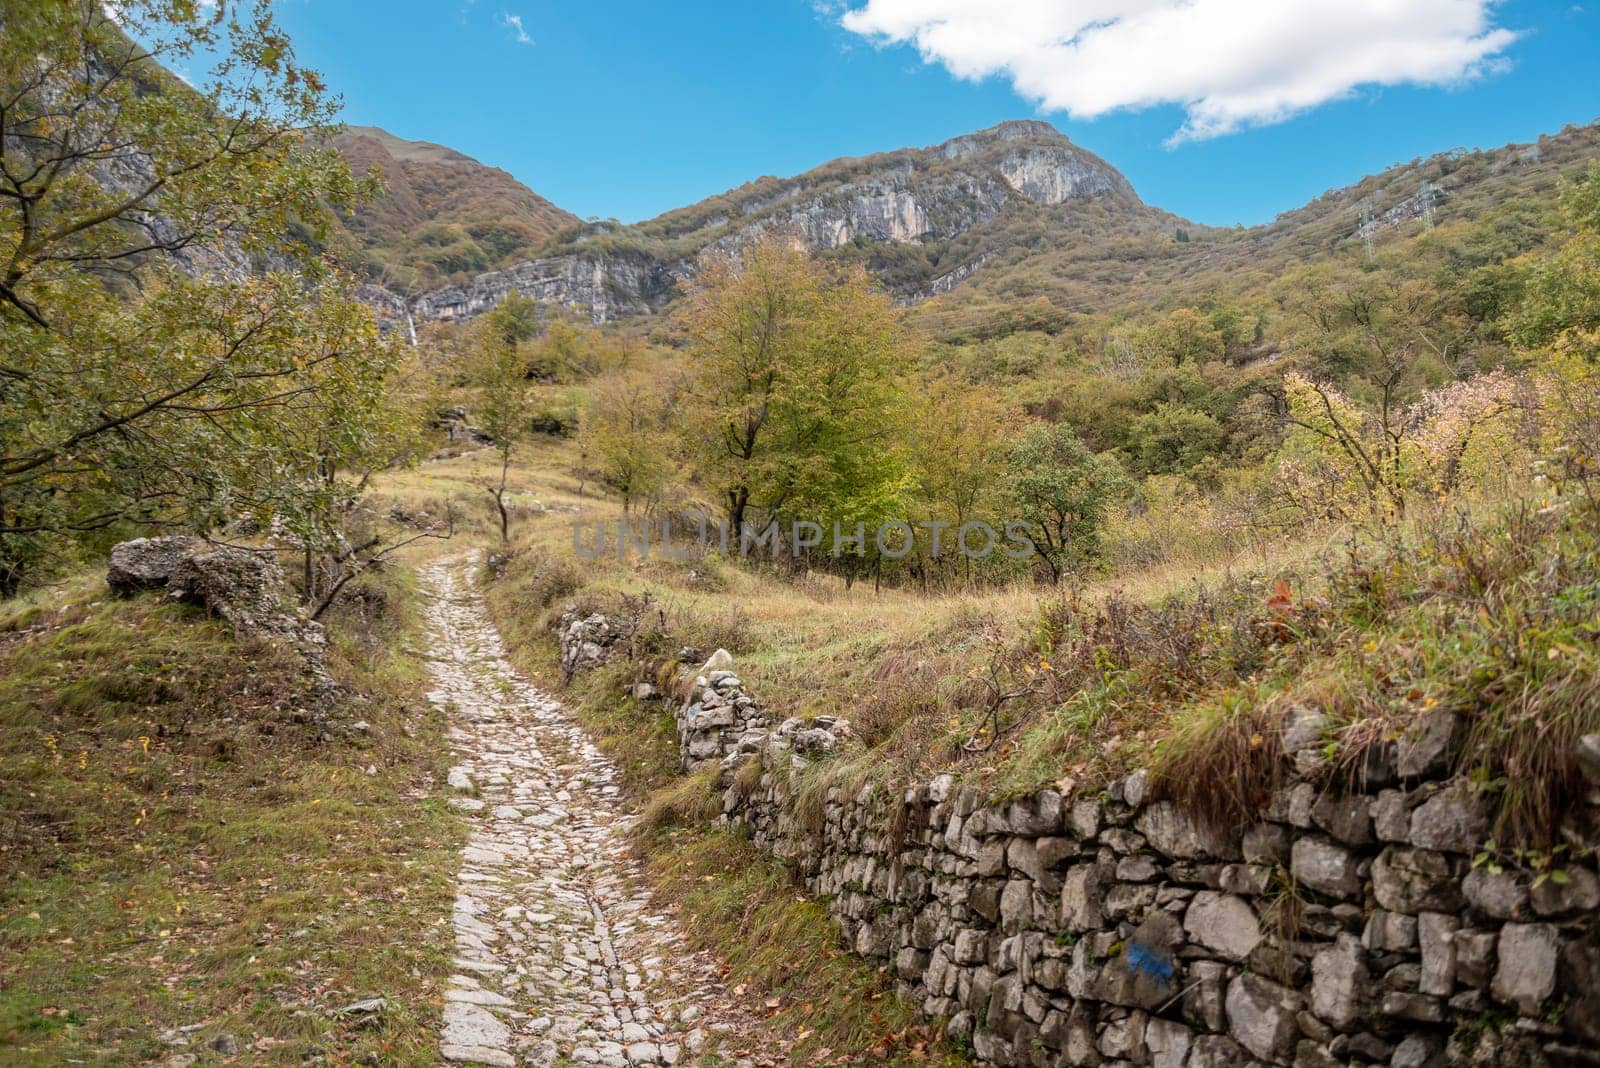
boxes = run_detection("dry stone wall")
[558,623,1600,1067]
[674,652,773,772]
[720,757,1600,1068]
[556,609,628,677]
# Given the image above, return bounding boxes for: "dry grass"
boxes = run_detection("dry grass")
[430,436,1600,850]
[1149,691,1287,833]
[1145,500,1600,844]
[392,435,1315,741]
[637,766,723,834]
[340,422,1600,1068]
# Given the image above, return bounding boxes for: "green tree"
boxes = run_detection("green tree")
[1201,302,1257,352]
[1503,162,1600,348]
[473,293,539,543]
[682,239,910,550]
[0,0,388,597]
[1285,272,1471,384]
[1140,309,1226,367]
[526,316,638,382]
[529,317,582,381]
[582,370,671,513]
[1507,161,1600,484]
[1004,424,1127,585]
[271,320,434,618]
[1268,271,1481,523]
[1129,403,1224,475]
[914,376,1009,586]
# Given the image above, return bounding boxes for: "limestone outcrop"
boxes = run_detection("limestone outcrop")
[106,535,201,596]
[107,537,337,701]
[433,407,494,448]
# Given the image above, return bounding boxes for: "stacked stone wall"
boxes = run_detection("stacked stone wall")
[559,621,1600,1066]
[675,653,773,771]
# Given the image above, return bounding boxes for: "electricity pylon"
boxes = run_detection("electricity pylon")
[1419,180,1442,232]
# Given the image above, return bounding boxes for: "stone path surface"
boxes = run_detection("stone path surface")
[420,560,738,1068]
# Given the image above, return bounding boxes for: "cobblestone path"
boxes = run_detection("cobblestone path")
[420,560,732,1068]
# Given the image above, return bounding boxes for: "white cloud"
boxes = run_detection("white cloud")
[499,12,533,45]
[839,1,1518,142]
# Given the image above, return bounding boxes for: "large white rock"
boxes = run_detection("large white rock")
[1492,923,1559,1014]
[1137,802,1236,860]
[440,1002,513,1066]
[1292,837,1361,899]
[1184,891,1262,962]
[107,535,198,595]
[1225,973,1303,1063]
[1310,934,1367,1028]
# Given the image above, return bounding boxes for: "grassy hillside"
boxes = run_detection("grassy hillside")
[0,567,463,1065]
[331,125,579,293]
[446,407,1599,873]
[909,121,1600,341]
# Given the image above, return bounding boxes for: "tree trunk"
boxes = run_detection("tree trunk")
[493,489,510,544]
[0,497,17,600]
[493,449,512,544]
[728,486,748,543]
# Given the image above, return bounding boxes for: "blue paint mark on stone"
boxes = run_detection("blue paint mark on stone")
[1127,941,1175,987]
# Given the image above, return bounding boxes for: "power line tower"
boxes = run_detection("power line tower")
[1358,198,1376,260]
[1419,180,1442,232]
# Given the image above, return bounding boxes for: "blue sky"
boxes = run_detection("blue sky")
[267,1,1600,228]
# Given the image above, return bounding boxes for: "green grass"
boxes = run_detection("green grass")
[561,663,684,797]
[641,825,968,1068]
[0,565,465,1065]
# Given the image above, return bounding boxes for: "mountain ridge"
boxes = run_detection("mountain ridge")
[362,120,1184,326]
[347,118,1600,333]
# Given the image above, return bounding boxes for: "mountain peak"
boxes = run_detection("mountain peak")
[969,119,1065,142]
[330,125,578,294]
[338,125,480,167]
[929,119,1079,166]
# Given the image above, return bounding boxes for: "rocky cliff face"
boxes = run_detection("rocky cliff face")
[384,120,1159,326]
[408,250,686,324]
[1000,145,1127,205]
